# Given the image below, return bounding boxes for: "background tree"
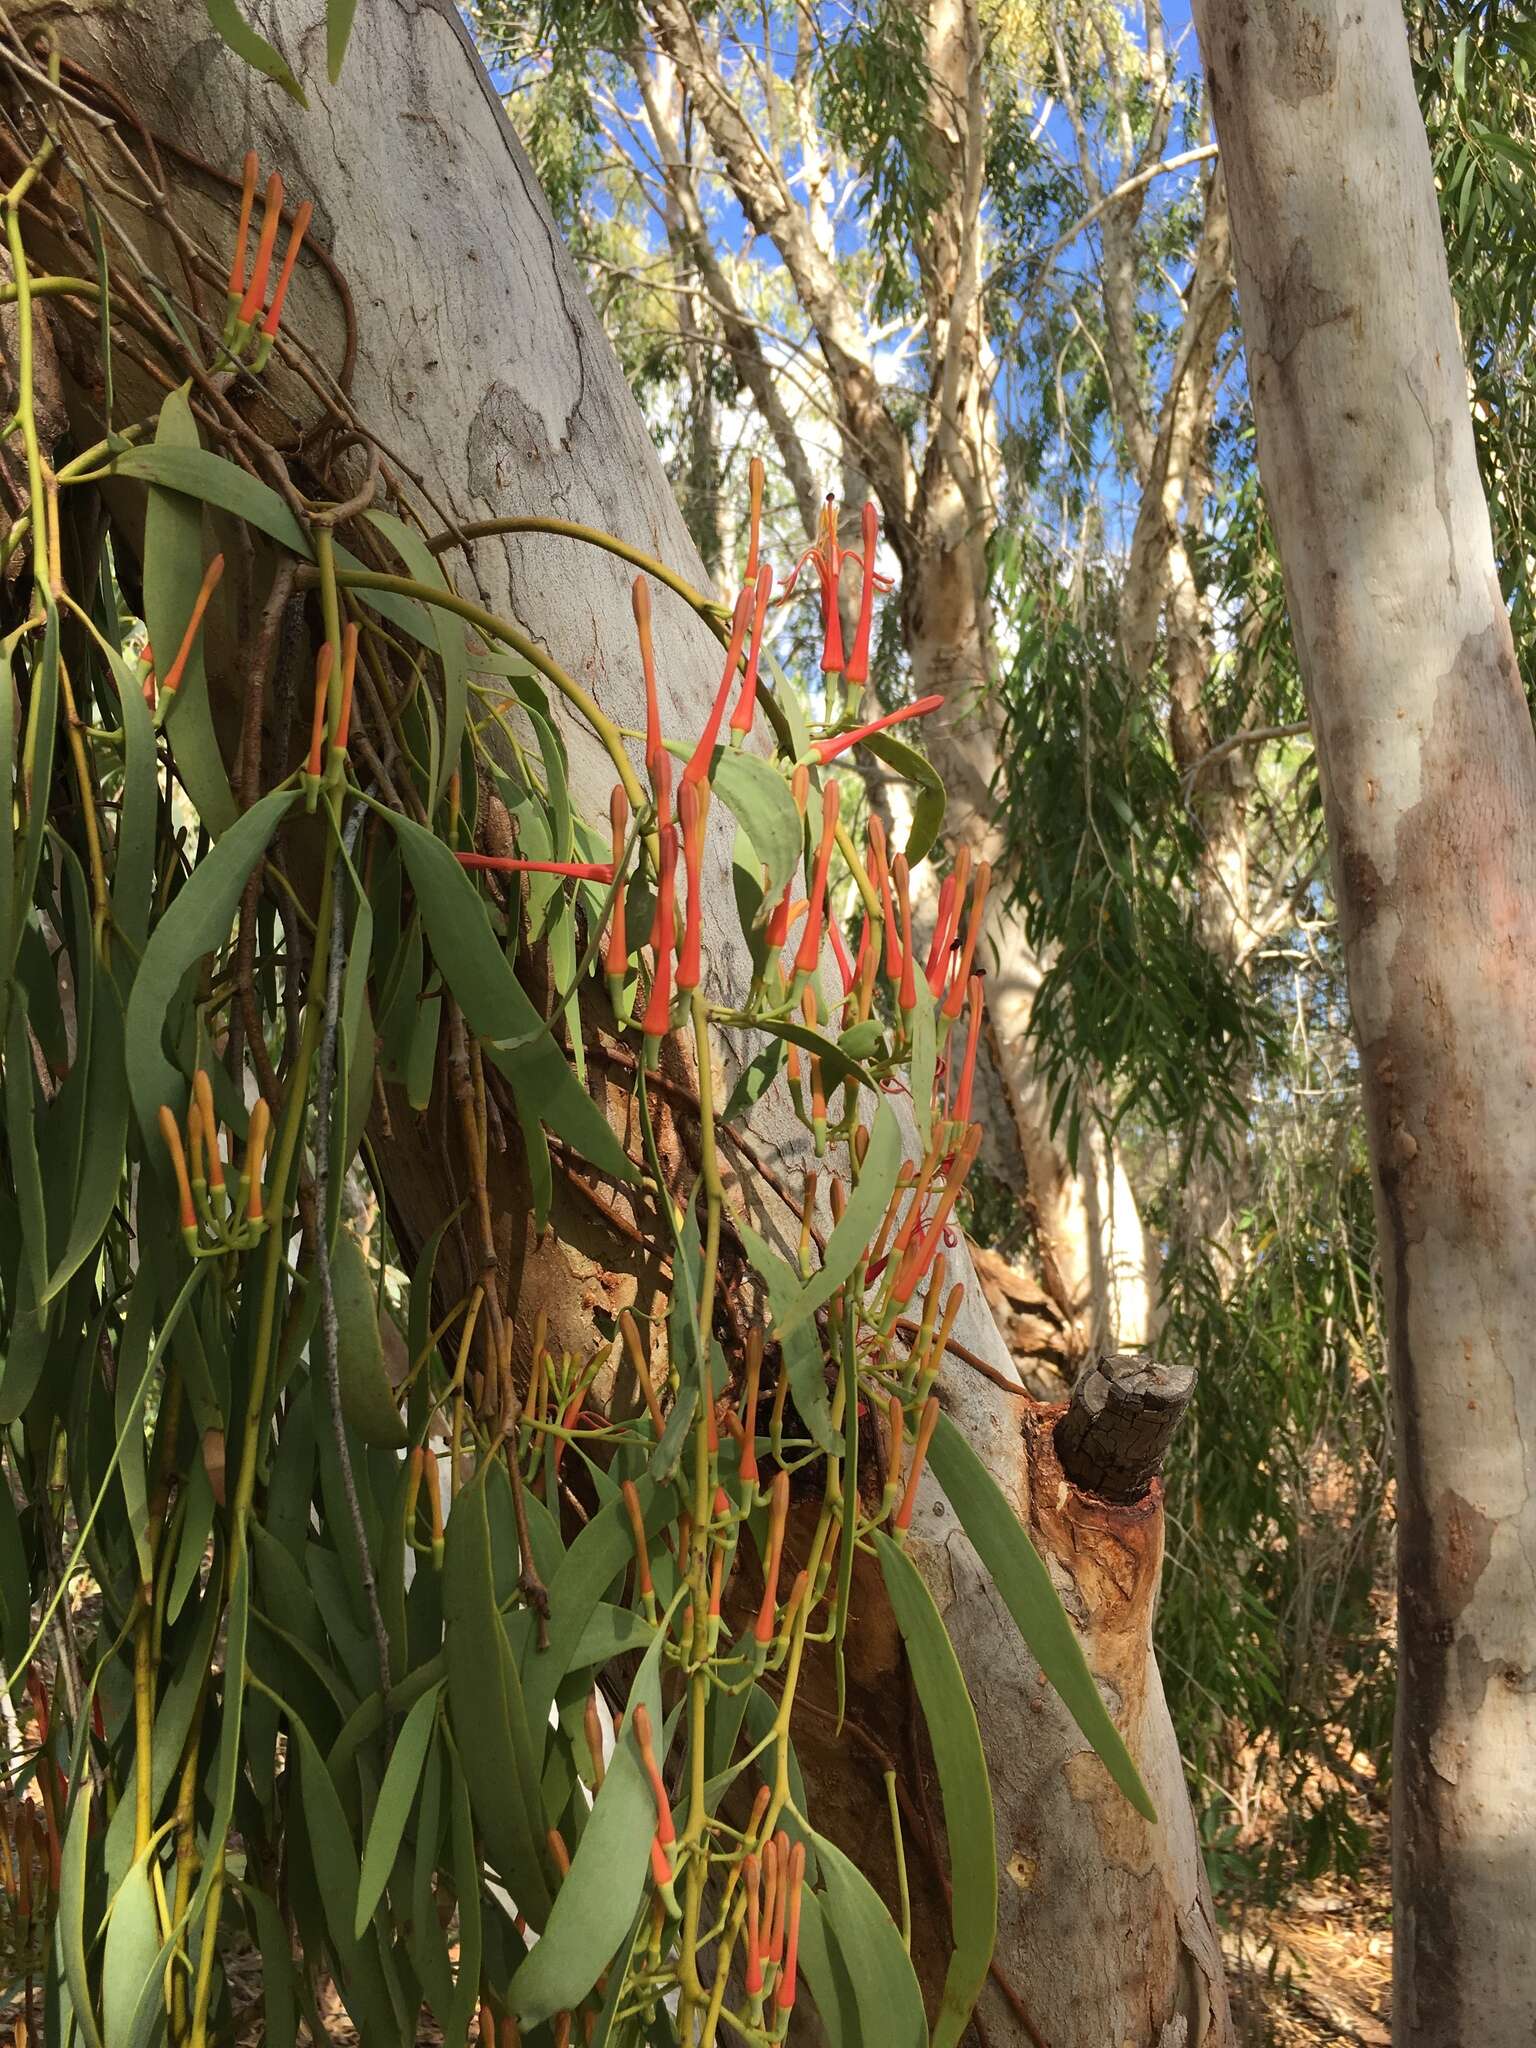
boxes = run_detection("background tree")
[1193,0,1536,2041]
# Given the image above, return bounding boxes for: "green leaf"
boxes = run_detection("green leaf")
[327,0,359,79]
[927,1412,1156,1820]
[113,440,311,555]
[707,750,804,902]
[862,729,945,864]
[58,1782,105,2048]
[737,1223,837,1454]
[203,0,307,103]
[124,787,297,1156]
[776,1101,902,1339]
[507,1605,671,2024]
[804,1825,926,2048]
[280,1689,402,2040]
[378,806,635,1184]
[355,1681,442,1937]
[875,1534,996,2048]
[234,1881,300,2047]
[331,1226,407,1447]
[522,1480,659,1749]
[442,1462,553,1927]
[446,1735,484,2046]
[142,390,237,836]
[42,973,127,1304]
[102,1849,161,2048]
[731,1014,874,1098]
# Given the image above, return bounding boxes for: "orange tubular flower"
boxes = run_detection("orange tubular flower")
[305,644,333,778]
[244,1099,271,1225]
[677,779,705,993]
[812,693,944,768]
[892,854,917,1015]
[159,554,225,700]
[893,1124,982,1307]
[730,561,775,738]
[754,1471,790,1643]
[944,861,991,1018]
[867,816,901,983]
[622,1479,654,1600]
[261,199,312,339]
[631,1704,675,1848]
[782,496,847,673]
[158,1106,196,1236]
[226,151,259,304]
[684,584,751,788]
[953,976,985,1124]
[744,455,765,586]
[193,1069,224,1194]
[632,577,663,785]
[844,500,889,686]
[794,781,840,977]
[924,874,959,993]
[641,826,677,1038]
[236,173,285,329]
[895,1397,941,1532]
[777,1842,806,2013]
[744,1853,764,1996]
[765,877,794,953]
[828,912,856,996]
[454,855,615,881]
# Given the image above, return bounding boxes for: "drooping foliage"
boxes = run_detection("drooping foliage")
[0,29,1155,2045]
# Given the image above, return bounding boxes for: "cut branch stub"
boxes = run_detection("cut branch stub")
[1053,1352,1195,1503]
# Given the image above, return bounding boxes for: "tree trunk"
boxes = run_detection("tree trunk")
[12,2,1226,2038]
[1192,2,1536,2041]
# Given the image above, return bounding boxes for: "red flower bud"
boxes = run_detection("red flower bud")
[731,561,775,737]
[685,585,751,788]
[622,1479,653,1599]
[794,781,840,977]
[895,1397,940,1532]
[892,854,917,1014]
[754,1471,790,1642]
[845,500,880,686]
[227,151,258,301]
[829,912,856,995]
[261,199,312,338]
[777,1842,806,2012]
[744,1853,764,1995]
[642,826,677,1037]
[812,694,944,768]
[925,874,959,993]
[237,172,285,329]
[944,862,991,1018]
[305,642,333,778]
[159,553,225,700]
[954,976,984,1123]
[632,577,663,782]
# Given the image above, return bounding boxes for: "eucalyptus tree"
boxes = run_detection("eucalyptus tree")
[1194,0,1536,2038]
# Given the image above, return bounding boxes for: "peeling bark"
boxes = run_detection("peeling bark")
[1192,2,1536,2040]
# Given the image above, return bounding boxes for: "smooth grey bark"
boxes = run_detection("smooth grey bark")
[1191,2,1536,2042]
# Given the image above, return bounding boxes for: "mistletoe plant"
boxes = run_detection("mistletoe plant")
[0,42,1148,2048]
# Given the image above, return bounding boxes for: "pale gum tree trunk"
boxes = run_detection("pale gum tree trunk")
[1191,1,1536,2041]
[13,2,1225,2038]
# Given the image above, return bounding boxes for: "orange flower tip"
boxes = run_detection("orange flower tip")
[261,198,313,338]
[610,782,629,839]
[236,171,285,326]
